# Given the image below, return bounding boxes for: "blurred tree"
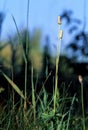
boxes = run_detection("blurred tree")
[60,10,88,113]
[60,10,88,76]
[61,10,88,62]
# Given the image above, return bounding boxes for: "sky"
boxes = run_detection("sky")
[0,0,88,56]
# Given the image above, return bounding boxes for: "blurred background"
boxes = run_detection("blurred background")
[0,0,88,58]
[0,0,88,114]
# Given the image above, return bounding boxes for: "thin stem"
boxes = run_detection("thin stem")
[11,66,14,110]
[54,55,59,112]
[54,35,61,113]
[31,65,36,123]
[24,0,30,113]
[26,0,30,55]
[24,61,27,111]
[81,82,86,130]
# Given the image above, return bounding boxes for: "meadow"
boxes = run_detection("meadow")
[0,6,88,130]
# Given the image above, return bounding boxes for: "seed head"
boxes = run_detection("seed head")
[58,16,62,25]
[78,75,83,84]
[59,30,63,39]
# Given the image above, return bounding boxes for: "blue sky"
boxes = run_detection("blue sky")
[0,0,88,50]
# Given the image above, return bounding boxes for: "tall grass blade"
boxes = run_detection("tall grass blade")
[31,65,36,123]
[2,72,25,100]
[24,0,30,113]
[12,15,27,63]
[66,94,76,130]
[81,82,86,130]
[26,0,30,55]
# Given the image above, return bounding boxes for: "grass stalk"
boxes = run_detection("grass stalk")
[26,0,30,54]
[81,82,86,130]
[11,66,15,111]
[31,65,36,123]
[54,54,59,113]
[24,0,30,113]
[24,61,27,112]
[54,37,61,113]
[53,16,63,113]
[78,75,86,130]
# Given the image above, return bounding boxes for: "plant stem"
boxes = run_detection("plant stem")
[31,65,36,123]
[24,0,30,113]
[11,66,14,111]
[54,39,61,113]
[81,82,86,130]
[24,61,27,111]
[26,0,30,54]
[54,56,59,112]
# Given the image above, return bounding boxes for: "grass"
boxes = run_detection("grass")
[0,45,88,129]
[54,16,62,113]
[0,2,88,130]
[0,82,87,130]
[78,75,86,130]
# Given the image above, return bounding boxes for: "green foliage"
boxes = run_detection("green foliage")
[0,27,88,129]
[0,84,87,130]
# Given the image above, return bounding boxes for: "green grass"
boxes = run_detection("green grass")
[0,83,88,130]
[0,2,88,130]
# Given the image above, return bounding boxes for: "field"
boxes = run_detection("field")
[0,28,88,130]
[0,3,88,130]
